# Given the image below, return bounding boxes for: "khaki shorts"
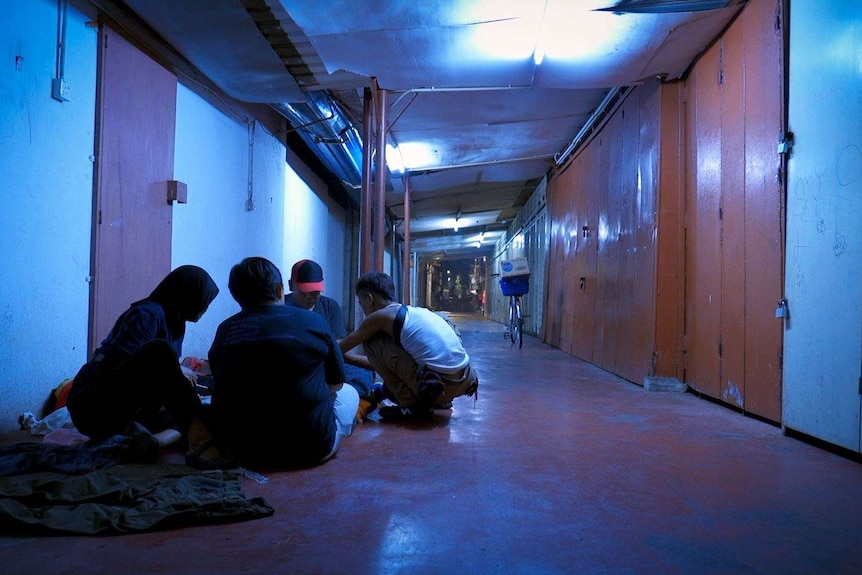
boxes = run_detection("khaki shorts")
[363,334,479,407]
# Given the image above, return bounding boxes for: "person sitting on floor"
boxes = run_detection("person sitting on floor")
[66,265,230,467]
[285,258,379,420]
[208,256,359,469]
[339,271,479,422]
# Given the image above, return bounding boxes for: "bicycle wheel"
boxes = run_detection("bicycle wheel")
[513,297,523,348]
[508,296,518,344]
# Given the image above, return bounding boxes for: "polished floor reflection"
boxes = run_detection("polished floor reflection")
[3,315,862,575]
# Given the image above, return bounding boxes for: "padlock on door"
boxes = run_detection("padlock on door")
[775,298,789,319]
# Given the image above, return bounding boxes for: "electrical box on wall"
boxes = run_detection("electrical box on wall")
[51,78,70,102]
[167,180,187,204]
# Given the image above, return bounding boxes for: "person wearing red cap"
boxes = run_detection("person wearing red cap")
[285,259,341,335]
[286,259,379,420]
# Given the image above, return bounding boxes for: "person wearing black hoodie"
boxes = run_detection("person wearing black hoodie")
[67,265,223,464]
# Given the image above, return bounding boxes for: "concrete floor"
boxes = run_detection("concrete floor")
[2,315,862,574]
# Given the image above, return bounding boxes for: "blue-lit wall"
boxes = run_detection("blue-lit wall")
[0,1,350,433]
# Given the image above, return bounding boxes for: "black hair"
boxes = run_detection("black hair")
[355,271,396,301]
[228,257,283,308]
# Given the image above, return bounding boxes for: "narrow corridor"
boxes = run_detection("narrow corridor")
[2,315,861,575]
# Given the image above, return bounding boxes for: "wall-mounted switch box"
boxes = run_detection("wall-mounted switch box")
[51,78,70,102]
[167,180,188,204]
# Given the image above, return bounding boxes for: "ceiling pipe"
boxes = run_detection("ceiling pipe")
[401,153,552,177]
[389,84,534,109]
[388,84,535,131]
[554,86,634,166]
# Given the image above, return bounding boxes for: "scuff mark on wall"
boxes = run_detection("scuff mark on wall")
[722,380,744,407]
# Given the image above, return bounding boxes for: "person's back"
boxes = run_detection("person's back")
[398,305,469,374]
[209,257,357,469]
[210,305,340,466]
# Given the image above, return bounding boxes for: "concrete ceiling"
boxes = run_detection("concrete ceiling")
[117,0,746,259]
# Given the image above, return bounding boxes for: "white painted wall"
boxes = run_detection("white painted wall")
[172,85,288,358]
[783,0,862,451]
[0,2,353,433]
[0,1,97,430]
[282,164,349,320]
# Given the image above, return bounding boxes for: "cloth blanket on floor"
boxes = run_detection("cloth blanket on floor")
[0,439,274,535]
[0,435,137,476]
[0,466,274,535]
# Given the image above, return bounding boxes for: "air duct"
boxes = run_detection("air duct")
[271,91,364,193]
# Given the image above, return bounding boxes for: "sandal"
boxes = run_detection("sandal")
[127,422,160,463]
[185,438,240,470]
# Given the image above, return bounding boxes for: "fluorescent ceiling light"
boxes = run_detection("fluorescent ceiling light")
[465,1,630,66]
[396,141,438,171]
[542,2,628,62]
[386,143,404,173]
[470,18,537,61]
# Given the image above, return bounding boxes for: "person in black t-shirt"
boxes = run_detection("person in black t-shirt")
[209,257,359,469]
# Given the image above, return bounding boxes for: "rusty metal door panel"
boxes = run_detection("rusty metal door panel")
[613,99,643,381]
[559,166,578,355]
[545,176,567,348]
[740,0,783,422]
[654,82,686,380]
[572,148,598,362]
[595,128,623,371]
[590,137,609,368]
[630,86,660,381]
[682,0,784,419]
[685,44,723,399]
[566,166,586,357]
[719,24,748,410]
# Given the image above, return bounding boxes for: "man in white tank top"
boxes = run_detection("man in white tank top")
[339,272,479,422]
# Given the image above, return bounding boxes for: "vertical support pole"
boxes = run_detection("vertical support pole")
[360,86,374,276]
[402,174,411,304]
[373,80,387,271]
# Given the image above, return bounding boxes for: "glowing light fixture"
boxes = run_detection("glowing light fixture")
[395,141,437,171]
[541,2,627,63]
[533,41,545,66]
[386,143,404,173]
